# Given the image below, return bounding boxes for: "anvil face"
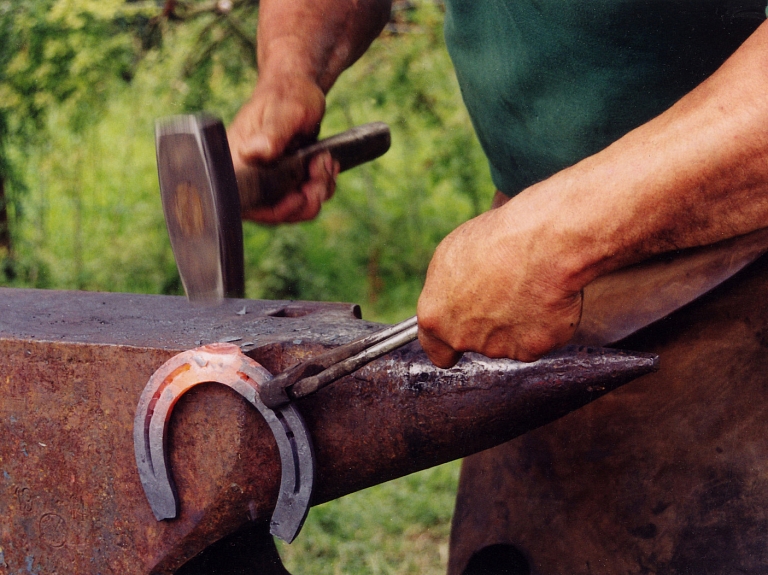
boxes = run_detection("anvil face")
[0,288,656,574]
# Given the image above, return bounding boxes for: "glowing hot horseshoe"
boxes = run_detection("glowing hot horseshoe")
[133,343,315,543]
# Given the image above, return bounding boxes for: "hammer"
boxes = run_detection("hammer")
[156,114,391,302]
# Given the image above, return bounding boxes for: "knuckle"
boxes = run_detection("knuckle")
[415,311,440,335]
[518,332,556,362]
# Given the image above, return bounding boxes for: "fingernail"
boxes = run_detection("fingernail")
[242,134,271,158]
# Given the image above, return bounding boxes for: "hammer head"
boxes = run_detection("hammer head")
[156,114,244,303]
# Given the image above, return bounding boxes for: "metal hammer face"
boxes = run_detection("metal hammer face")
[156,115,245,303]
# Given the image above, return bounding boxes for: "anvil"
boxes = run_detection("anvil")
[0,288,656,574]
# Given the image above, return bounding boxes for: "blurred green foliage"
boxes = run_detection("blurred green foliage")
[0,0,493,323]
[0,1,493,572]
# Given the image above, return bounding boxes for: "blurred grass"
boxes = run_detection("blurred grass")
[277,461,461,575]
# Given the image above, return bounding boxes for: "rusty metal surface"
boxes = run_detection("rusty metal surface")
[0,288,656,574]
[176,519,291,575]
[448,251,768,575]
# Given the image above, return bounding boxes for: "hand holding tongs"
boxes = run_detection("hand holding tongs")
[259,316,419,408]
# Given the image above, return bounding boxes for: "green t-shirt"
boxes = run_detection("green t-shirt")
[444,1,765,196]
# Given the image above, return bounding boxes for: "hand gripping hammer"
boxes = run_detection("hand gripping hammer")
[155,113,391,303]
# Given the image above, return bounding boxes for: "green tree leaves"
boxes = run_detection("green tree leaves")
[0,0,151,134]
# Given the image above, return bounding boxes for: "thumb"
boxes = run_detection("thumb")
[228,101,308,166]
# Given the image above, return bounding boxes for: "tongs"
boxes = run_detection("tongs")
[259,316,419,408]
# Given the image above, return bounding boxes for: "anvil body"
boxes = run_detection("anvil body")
[0,289,655,573]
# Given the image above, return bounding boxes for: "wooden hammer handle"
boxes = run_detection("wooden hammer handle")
[236,122,391,210]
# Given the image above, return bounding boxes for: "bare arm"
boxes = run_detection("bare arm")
[417,21,768,366]
[228,0,391,223]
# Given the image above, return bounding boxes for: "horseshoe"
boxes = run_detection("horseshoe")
[133,343,315,543]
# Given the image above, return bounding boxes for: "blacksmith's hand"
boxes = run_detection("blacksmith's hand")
[417,199,584,368]
[228,72,339,224]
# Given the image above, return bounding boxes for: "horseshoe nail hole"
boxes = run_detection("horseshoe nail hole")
[462,544,531,575]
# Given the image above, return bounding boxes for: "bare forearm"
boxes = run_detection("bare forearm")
[531,21,768,291]
[257,0,391,92]
[228,0,390,223]
[417,21,768,366]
